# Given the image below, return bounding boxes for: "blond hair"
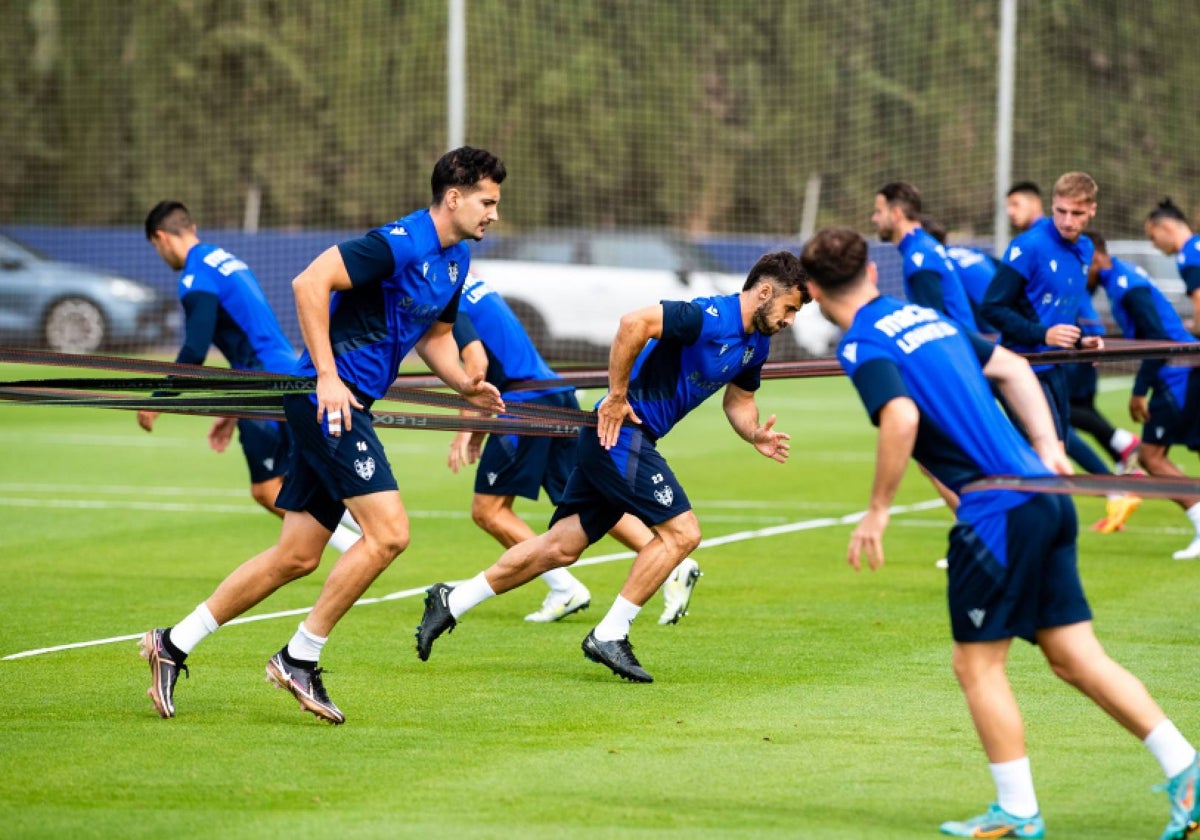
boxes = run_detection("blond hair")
[1053,171,1098,203]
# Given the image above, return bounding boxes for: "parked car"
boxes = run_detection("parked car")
[470,229,840,362]
[0,233,175,354]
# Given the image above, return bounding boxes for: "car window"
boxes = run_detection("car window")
[590,236,682,270]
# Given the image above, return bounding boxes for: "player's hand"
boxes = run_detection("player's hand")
[316,372,362,437]
[597,392,640,450]
[1034,440,1074,476]
[460,373,505,414]
[208,416,236,453]
[136,410,159,432]
[448,431,474,473]
[751,414,791,463]
[847,507,889,572]
[1044,324,1081,348]
[1129,394,1150,423]
[1079,335,1104,350]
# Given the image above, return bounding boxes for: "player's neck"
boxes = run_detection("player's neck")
[428,204,464,250]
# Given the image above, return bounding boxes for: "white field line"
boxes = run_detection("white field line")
[1,497,945,661]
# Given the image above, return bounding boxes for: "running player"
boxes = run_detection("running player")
[415,251,808,683]
[800,225,1200,840]
[1145,198,1200,327]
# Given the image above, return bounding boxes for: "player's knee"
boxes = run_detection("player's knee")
[1138,445,1167,472]
[250,485,278,510]
[275,548,323,580]
[364,521,410,561]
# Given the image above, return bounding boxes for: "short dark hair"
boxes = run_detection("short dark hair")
[800,227,869,294]
[1148,197,1188,224]
[742,250,810,303]
[877,181,922,220]
[144,200,193,239]
[431,146,506,204]
[919,214,947,245]
[1006,181,1041,198]
[1086,231,1108,254]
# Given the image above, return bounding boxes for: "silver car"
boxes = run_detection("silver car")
[0,233,174,354]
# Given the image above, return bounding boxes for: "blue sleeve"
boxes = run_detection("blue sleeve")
[850,356,909,426]
[175,291,219,366]
[452,311,480,351]
[731,362,763,392]
[1077,295,1105,336]
[1124,287,1169,397]
[660,300,704,345]
[1181,265,1200,296]
[905,269,946,313]
[337,231,395,286]
[437,286,463,324]
[982,262,1047,347]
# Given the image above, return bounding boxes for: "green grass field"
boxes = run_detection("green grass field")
[0,366,1196,839]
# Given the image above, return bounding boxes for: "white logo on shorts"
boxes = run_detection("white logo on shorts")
[354,457,376,481]
[968,608,986,628]
[263,458,274,471]
[653,486,674,507]
[487,472,498,486]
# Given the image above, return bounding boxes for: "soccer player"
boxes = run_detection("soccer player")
[799,225,1200,840]
[447,271,701,625]
[919,215,998,334]
[140,201,361,551]
[1005,181,1045,233]
[1145,197,1200,327]
[139,147,507,724]
[982,173,1141,523]
[1089,231,1200,559]
[415,251,808,682]
[870,182,977,329]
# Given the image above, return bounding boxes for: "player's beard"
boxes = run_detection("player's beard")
[751,296,781,335]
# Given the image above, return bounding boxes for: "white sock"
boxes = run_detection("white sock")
[340,509,362,534]
[990,756,1039,819]
[593,595,642,642]
[539,567,582,594]
[286,621,327,664]
[1110,428,1136,454]
[1186,503,1200,536]
[327,523,360,553]
[170,602,219,655]
[447,572,496,619]
[1145,719,1198,779]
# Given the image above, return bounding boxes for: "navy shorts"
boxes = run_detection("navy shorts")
[1035,366,1071,442]
[945,492,1091,644]
[237,418,291,484]
[1143,368,1200,451]
[474,390,579,502]
[549,423,692,544]
[274,393,399,531]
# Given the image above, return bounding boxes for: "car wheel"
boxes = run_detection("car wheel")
[43,297,106,354]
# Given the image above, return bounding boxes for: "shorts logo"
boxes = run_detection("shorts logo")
[263,458,274,471]
[967,608,986,628]
[653,485,674,507]
[487,472,498,486]
[354,457,376,481]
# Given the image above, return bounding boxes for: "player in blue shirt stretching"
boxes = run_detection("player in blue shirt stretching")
[800,225,1200,840]
[416,251,808,682]
[448,273,701,625]
[140,148,507,724]
[1145,198,1200,330]
[140,201,361,552]
[1089,232,1200,560]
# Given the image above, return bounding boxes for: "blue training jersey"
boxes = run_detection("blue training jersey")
[838,296,1049,519]
[608,294,770,441]
[294,208,466,400]
[897,228,978,330]
[946,246,996,308]
[1099,256,1196,401]
[176,243,297,374]
[1175,233,1200,296]
[453,273,571,403]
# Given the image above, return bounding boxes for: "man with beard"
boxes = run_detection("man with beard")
[415,251,808,683]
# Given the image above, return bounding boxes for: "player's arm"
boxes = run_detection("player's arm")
[448,322,489,472]
[849,395,919,573]
[292,246,361,433]
[722,381,790,464]
[1123,287,1170,420]
[1181,266,1200,332]
[139,291,221,432]
[982,263,1077,347]
[905,269,946,313]
[597,303,664,448]
[416,317,504,414]
[980,341,1071,474]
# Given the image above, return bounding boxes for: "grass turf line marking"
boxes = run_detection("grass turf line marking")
[0,496,939,661]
